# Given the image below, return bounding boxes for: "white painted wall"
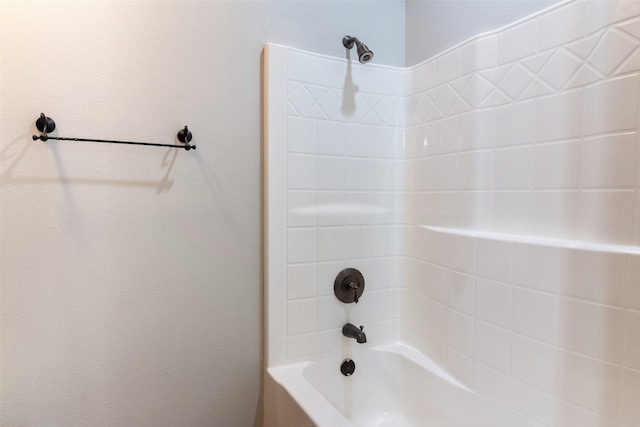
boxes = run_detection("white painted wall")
[0,2,404,426]
[405,0,564,65]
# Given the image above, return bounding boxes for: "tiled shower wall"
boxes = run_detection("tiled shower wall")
[400,1,640,426]
[270,1,640,426]
[280,49,407,361]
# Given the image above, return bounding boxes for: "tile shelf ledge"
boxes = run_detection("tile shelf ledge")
[420,225,640,255]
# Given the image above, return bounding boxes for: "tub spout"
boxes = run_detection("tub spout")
[342,323,367,343]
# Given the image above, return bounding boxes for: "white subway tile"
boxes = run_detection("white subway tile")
[427,229,450,267]
[582,132,639,188]
[433,192,457,228]
[287,299,317,335]
[450,272,475,315]
[509,379,555,426]
[557,350,622,419]
[317,120,344,156]
[317,191,345,226]
[514,243,561,293]
[447,309,474,356]
[473,362,509,404]
[497,20,537,65]
[532,191,581,240]
[494,146,533,189]
[369,159,397,191]
[316,156,344,190]
[427,299,448,341]
[554,400,618,427]
[370,225,397,258]
[433,154,458,191]
[345,158,372,190]
[429,116,460,155]
[316,227,345,262]
[474,321,510,372]
[495,100,534,147]
[459,108,495,150]
[346,192,373,226]
[287,154,316,189]
[511,333,557,394]
[288,191,316,227]
[538,1,587,51]
[287,263,316,300]
[584,74,639,136]
[288,51,317,83]
[447,348,473,385]
[371,126,398,159]
[316,57,344,88]
[476,278,511,328]
[287,228,316,263]
[558,298,625,364]
[628,254,640,311]
[316,296,346,330]
[286,333,316,360]
[625,310,640,370]
[457,150,493,190]
[316,329,340,354]
[513,288,558,344]
[413,61,435,93]
[346,226,372,259]
[492,191,533,235]
[428,263,450,304]
[532,140,582,189]
[560,248,625,306]
[461,35,497,75]
[535,89,583,142]
[477,238,514,283]
[436,49,461,85]
[579,190,636,245]
[316,261,345,297]
[287,117,316,153]
[450,234,477,275]
[345,124,373,157]
[456,191,493,230]
[622,368,640,426]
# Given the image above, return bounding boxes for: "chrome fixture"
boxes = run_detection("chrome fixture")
[342,35,374,64]
[343,323,367,343]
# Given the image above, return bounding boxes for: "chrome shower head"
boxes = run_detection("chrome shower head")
[343,35,374,64]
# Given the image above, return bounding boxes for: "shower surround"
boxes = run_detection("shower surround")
[265,1,640,425]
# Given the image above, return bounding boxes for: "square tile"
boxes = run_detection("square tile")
[532,190,581,240]
[288,117,316,153]
[557,350,622,419]
[514,242,561,293]
[535,89,583,142]
[579,190,636,245]
[511,333,557,394]
[477,238,514,283]
[558,297,625,364]
[584,74,639,136]
[475,278,511,328]
[474,321,510,372]
[287,263,316,300]
[582,132,638,188]
[495,100,534,147]
[512,287,558,344]
[560,248,625,306]
[532,140,582,189]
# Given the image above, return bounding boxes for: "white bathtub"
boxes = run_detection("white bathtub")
[268,343,540,427]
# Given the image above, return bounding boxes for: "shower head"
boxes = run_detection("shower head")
[342,35,374,64]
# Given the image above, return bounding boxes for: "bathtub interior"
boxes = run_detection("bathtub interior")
[297,343,539,427]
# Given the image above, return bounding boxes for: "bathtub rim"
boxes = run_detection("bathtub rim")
[267,341,473,427]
